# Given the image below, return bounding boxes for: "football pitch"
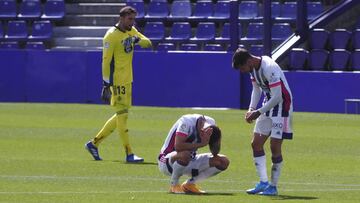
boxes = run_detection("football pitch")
[0,103,359,203]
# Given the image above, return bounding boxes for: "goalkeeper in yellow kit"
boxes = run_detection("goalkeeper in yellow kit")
[85,6,152,162]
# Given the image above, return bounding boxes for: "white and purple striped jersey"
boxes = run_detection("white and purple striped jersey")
[159,114,215,158]
[250,56,293,117]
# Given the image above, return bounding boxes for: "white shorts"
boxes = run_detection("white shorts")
[254,114,293,139]
[158,152,212,176]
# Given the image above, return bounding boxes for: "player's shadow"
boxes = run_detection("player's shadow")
[111,160,158,165]
[272,195,318,200]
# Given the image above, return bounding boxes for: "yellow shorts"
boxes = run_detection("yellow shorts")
[110,83,132,112]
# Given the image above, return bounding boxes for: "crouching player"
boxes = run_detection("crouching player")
[158,114,230,194]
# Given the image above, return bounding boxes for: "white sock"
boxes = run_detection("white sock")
[254,155,268,183]
[187,167,222,184]
[271,162,282,186]
[170,161,186,186]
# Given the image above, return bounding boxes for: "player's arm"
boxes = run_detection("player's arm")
[257,82,282,114]
[101,34,115,102]
[102,34,115,85]
[245,78,261,123]
[133,28,152,48]
[174,128,212,152]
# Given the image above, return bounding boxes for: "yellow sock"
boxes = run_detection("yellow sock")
[92,114,117,147]
[116,111,133,155]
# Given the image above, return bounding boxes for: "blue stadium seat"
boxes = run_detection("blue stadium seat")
[208,1,229,21]
[351,50,360,71]
[241,22,263,42]
[28,20,53,41]
[168,0,191,21]
[289,48,308,70]
[5,20,28,40]
[309,28,329,49]
[329,49,351,71]
[190,22,215,42]
[307,1,324,20]
[272,23,292,41]
[165,22,191,43]
[41,0,65,20]
[215,23,242,43]
[249,44,264,56]
[180,43,199,51]
[145,1,168,21]
[356,17,360,29]
[144,22,165,42]
[0,41,19,49]
[0,0,16,20]
[157,43,176,51]
[18,0,42,20]
[204,44,223,51]
[309,49,329,71]
[189,1,213,21]
[329,29,351,49]
[126,0,145,20]
[271,2,281,18]
[353,29,360,49]
[238,1,258,20]
[26,41,45,50]
[277,2,296,22]
[0,23,3,39]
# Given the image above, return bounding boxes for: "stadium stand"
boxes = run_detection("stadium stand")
[0,41,19,49]
[351,50,360,71]
[189,0,213,21]
[309,28,329,49]
[180,43,199,51]
[28,20,53,41]
[168,0,191,21]
[0,0,17,20]
[204,43,223,51]
[207,1,229,21]
[165,22,191,43]
[308,49,329,71]
[144,22,165,43]
[288,48,309,71]
[5,20,28,40]
[249,44,264,56]
[329,49,351,71]
[126,0,145,20]
[26,41,45,49]
[18,0,42,20]
[353,29,360,49]
[329,29,351,49]
[145,1,168,21]
[189,22,216,42]
[157,42,176,51]
[41,0,65,20]
[238,1,259,21]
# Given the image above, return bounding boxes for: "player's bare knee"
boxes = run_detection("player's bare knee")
[218,156,230,170]
[251,141,263,151]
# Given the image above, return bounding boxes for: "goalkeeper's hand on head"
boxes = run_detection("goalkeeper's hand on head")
[101,81,111,103]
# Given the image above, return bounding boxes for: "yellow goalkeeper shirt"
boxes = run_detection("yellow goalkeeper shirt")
[102,26,152,86]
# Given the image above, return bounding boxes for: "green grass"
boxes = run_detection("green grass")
[0,103,359,203]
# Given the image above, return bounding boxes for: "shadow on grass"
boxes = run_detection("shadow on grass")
[271,195,319,200]
[110,160,158,165]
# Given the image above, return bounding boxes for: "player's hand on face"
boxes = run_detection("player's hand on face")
[200,127,212,146]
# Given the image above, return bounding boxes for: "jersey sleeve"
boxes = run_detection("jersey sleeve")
[102,33,115,84]
[175,120,190,137]
[133,27,152,48]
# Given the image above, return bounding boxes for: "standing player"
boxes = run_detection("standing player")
[232,48,293,196]
[85,6,152,162]
[158,114,230,194]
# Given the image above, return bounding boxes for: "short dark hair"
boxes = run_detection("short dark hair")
[119,6,137,17]
[232,48,251,69]
[209,125,221,145]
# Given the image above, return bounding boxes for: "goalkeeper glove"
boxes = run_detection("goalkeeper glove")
[101,81,111,103]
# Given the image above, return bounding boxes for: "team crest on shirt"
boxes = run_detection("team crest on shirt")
[122,37,134,53]
[180,124,187,131]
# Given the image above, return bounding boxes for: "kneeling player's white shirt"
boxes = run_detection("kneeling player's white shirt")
[158,114,215,174]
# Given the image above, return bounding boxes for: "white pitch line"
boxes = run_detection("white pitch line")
[1,175,360,187]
